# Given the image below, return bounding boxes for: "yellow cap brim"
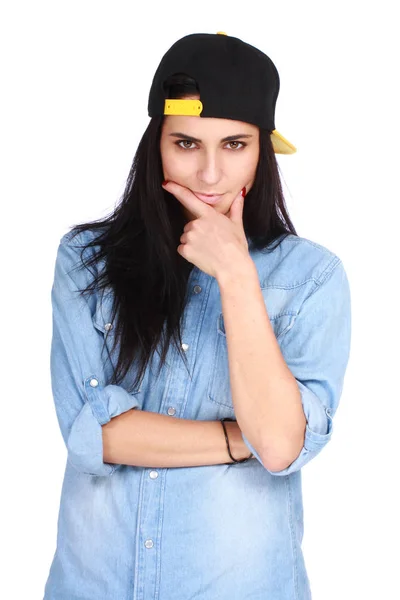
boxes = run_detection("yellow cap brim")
[271,129,297,154]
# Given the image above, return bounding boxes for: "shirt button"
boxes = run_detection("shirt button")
[193,285,202,294]
[104,322,113,331]
[149,471,159,479]
[144,539,154,549]
[167,407,176,416]
[89,378,99,387]
[182,343,189,351]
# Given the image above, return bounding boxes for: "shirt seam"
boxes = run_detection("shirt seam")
[261,255,341,291]
[286,475,300,600]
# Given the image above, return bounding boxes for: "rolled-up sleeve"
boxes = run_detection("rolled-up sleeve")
[50,232,141,476]
[242,258,352,475]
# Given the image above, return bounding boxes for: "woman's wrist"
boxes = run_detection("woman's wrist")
[223,420,253,461]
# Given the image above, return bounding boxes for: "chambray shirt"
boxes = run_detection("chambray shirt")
[43,228,351,600]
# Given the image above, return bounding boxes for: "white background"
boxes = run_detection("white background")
[1,1,399,598]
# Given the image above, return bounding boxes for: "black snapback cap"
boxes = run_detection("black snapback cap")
[148,32,296,155]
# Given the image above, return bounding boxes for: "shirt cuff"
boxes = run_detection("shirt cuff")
[67,378,141,476]
[241,380,333,476]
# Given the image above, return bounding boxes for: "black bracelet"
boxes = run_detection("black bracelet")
[220,418,253,464]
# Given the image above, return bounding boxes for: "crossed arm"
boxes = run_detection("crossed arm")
[103,257,306,472]
[102,410,253,468]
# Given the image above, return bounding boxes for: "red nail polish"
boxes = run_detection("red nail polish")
[241,186,247,197]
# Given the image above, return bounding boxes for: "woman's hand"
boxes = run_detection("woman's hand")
[162,180,250,279]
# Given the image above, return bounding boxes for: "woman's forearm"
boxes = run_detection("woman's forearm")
[217,259,306,471]
[102,409,253,468]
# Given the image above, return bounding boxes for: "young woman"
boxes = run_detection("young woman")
[43,32,351,600]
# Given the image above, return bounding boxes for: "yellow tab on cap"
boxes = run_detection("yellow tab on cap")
[164,99,203,116]
[217,31,227,35]
[271,129,297,154]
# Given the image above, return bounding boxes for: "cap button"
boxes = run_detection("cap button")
[216,31,227,35]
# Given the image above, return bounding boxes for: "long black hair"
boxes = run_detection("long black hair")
[66,73,298,392]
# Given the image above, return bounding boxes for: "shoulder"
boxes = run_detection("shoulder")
[54,227,108,285]
[253,233,346,289]
[59,226,106,248]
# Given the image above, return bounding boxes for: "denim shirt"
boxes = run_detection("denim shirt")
[43,228,351,600]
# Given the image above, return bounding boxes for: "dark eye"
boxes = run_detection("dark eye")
[227,141,245,150]
[176,140,197,150]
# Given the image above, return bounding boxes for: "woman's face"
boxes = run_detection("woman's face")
[160,103,260,222]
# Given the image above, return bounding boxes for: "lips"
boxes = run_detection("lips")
[193,192,224,205]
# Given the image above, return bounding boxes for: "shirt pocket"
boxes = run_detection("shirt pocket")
[91,288,163,394]
[207,306,297,413]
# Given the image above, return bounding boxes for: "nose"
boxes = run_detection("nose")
[197,150,222,186]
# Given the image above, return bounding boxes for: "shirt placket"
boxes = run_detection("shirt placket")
[133,267,213,600]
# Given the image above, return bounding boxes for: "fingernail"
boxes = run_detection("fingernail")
[241,186,247,197]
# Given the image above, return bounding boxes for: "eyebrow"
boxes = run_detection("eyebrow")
[168,132,254,143]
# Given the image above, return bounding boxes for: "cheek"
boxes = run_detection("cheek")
[230,160,257,185]
[161,150,191,180]
[228,148,259,179]
[244,157,259,186]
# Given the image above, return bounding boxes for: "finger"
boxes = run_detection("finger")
[162,181,210,219]
[227,189,245,225]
